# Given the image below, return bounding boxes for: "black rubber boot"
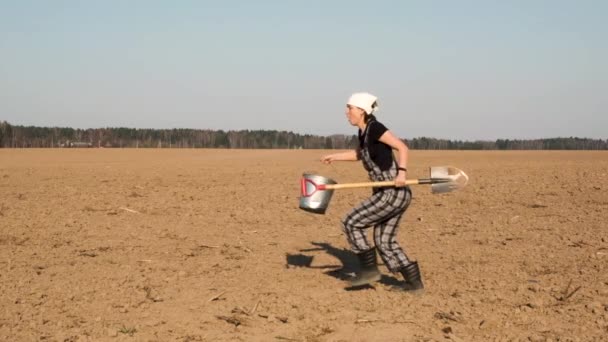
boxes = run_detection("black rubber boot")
[392,261,424,294]
[348,248,381,287]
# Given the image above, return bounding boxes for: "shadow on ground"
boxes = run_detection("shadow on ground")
[285,241,402,290]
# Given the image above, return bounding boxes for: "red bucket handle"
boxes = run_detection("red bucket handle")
[300,177,327,197]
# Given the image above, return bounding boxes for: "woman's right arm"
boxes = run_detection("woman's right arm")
[321,150,359,164]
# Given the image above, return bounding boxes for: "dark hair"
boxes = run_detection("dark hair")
[363,114,376,123]
[363,101,378,123]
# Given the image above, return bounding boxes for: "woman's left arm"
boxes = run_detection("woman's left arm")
[378,130,409,185]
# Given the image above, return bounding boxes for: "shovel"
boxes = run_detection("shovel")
[299,166,469,214]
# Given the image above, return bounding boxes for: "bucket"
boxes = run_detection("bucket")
[299,173,337,214]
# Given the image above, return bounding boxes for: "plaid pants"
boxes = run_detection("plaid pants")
[341,187,412,272]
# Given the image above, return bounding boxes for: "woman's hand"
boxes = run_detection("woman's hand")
[321,154,335,164]
[395,170,407,187]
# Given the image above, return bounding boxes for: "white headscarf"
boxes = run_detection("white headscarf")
[347,92,379,114]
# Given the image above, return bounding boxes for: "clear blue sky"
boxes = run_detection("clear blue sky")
[1,1,606,140]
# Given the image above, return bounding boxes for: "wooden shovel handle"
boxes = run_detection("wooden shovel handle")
[323,179,422,190]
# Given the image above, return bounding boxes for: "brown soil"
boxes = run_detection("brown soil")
[1,149,607,342]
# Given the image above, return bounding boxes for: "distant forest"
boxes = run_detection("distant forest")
[0,121,606,150]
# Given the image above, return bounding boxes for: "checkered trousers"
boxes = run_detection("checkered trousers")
[341,187,412,272]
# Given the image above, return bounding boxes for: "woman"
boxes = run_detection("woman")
[321,92,423,292]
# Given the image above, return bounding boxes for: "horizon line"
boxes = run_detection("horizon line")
[1,121,606,142]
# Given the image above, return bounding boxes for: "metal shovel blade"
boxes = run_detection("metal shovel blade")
[430,166,469,194]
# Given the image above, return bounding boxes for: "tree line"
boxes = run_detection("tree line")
[0,121,606,150]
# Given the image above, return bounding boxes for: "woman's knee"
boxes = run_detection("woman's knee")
[341,215,362,233]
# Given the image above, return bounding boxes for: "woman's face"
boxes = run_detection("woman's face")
[345,104,365,126]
